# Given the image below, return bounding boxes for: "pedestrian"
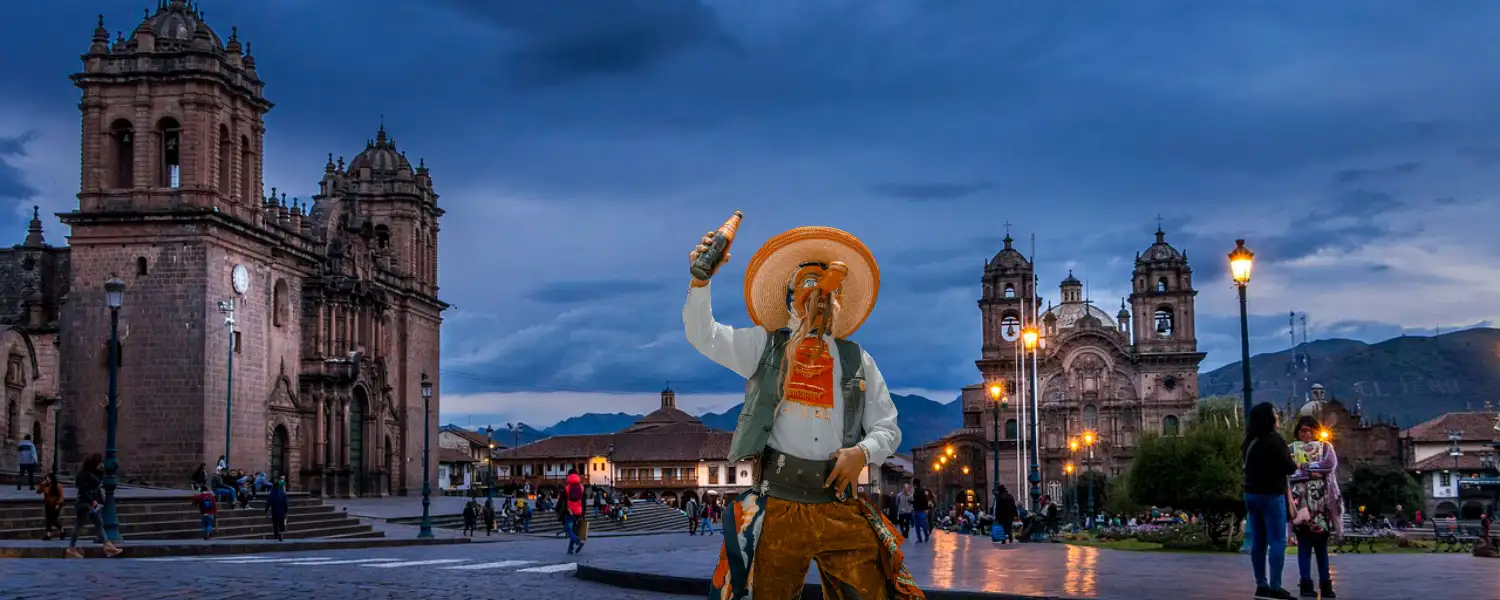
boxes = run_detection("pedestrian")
[699,497,714,536]
[193,486,217,540]
[210,469,235,506]
[895,482,914,540]
[66,453,121,558]
[191,463,207,491]
[1242,402,1298,600]
[911,480,931,543]
[15,434,38,490]
[1289,416,1338,598]
[35,473,64,540]
[994,485,1018,544]
[482,498,495,536]
[216,455,227,472]
[685,496,699,535]
[265,480,290,541]
[462,499,478,537]
[563,471,585,554]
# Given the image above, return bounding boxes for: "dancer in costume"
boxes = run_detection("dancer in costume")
[685,223,924,600]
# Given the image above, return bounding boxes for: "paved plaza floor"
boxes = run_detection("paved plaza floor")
[582,530,1476,599]
[0,526,1480,599]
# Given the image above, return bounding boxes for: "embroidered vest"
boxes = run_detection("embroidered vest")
[726,329,867,463]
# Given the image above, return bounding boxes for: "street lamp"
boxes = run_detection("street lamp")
[1228,239,1255,429]
[986,380,1007,518]
[101,278,125,542]
[485,425,496,500]
[1022,326,1042,511]
[418,372,434,538]
[217,298,237,472]
[1081,430,1098,525]
[1064,461,1076,526]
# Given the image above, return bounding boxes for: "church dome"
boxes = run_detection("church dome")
[987,235,1030,269]
[347,125,414,176]
[139,0,224,48]
[1041,302,1117,330]
[1138,228,1185,264]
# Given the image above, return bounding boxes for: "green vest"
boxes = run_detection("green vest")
[727,329,868,463]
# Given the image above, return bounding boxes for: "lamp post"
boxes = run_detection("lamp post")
[1064,461,1076,527]
[100,278,125,542]
[1081,430,1097,526]
[218,299,237,471]
[986,380,1007,517]
[1068,436,1081,525]
[485,425,496,500]
[418,372,434,538]
[1228,239,1255,429]
[1022,326,1042,511]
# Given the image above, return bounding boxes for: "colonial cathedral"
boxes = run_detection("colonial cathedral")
[0,1,445,497]
[914,228,1205,509]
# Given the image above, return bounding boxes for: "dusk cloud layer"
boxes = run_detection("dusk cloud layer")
[3,1,1498,427]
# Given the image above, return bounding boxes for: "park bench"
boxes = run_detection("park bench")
[1333,529,1380,554]
[1431,522,1480,553]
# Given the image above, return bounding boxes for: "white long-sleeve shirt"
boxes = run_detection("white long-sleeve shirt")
[683,282,901,466]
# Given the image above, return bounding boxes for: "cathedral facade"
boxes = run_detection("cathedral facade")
[913,229,1205,509]
[0,1,445,497]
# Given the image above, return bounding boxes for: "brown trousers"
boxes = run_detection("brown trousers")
[753,496,888,600]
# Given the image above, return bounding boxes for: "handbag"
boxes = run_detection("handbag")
[576,517,590,541]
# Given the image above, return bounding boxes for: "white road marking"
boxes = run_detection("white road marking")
[515,563,578,573]
[441,560,537,571]
[135,555,259,562]
[211,557,332,564]
[285,558,400,565]
[360,559,469,568]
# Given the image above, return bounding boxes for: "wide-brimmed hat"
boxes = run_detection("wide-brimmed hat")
[743,226,880,338]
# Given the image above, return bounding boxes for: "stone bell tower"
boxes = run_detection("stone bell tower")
[58,2,283,482]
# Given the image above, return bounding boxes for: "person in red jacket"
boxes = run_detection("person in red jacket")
[563,470,586,554]
[193,486,217,540]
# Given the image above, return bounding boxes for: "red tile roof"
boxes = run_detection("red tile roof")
[441,425,506,450]
[1404,412,1500,443]
[493,434,614,460]
[612,431,732,463]
[620,407,710,433]
[438,448,478,464]
[1410,452,1495,472]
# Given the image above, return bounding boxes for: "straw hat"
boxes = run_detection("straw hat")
[743,226,880,338]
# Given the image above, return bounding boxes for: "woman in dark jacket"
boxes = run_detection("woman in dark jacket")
[66,453,121,558]
[994,486,1018,544]
[1242,402,1298,600]
[264,481,290,541]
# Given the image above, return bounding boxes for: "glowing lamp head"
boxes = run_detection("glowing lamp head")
[961,466,970,475]
[1318,428,1331,442]
[1021,327,1039,350]
[1083,431,1096,446]
[932,462,941,471]
[1228,239,1254,285]
[1069,439,1080,452]
[1064,462,1075,475]
[939,456,947,464]
[988,382,1004,400]
[945,446,954,456]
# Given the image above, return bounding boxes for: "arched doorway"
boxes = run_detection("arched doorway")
[350,388,367,495]
[1462,501,1485,520]
[270,425,289,484]
[1435,501,1459,519]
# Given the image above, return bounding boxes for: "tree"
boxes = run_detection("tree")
[1105,471,1143,516]
[1343,463,1423,517]
[1127,405,1246,550]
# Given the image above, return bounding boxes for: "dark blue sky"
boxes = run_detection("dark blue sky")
[2,1,1497,426]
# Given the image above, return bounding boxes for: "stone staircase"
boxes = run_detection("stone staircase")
[0,493,383,541]
[389,500,690,535]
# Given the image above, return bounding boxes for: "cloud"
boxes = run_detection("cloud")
[1333,161,1421,183]
[868,182,995,201]
[0,132,40,202]
[439,0,732,86]
[525,279,668,304]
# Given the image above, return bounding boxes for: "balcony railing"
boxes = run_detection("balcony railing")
[615,476,699,488]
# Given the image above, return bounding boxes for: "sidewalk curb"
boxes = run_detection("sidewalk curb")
[0,536,469,559]
[573,565,1070,599]
[519,529,682,540]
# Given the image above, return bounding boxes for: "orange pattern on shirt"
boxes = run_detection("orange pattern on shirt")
[782,337,835,419]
